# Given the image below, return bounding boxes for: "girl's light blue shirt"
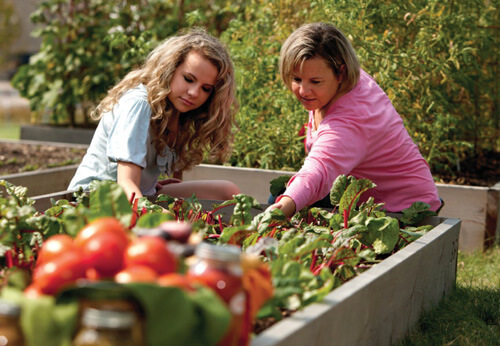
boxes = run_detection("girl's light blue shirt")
[68,84,176,196]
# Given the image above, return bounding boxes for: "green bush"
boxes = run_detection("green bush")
[11,0,244,126]
[11,0,499,181]
[0,0,20,66]
[223,0,499,177]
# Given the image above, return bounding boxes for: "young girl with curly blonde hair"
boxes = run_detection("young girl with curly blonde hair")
[69,29,240,201]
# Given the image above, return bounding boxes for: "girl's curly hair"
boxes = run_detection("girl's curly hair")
[93,28,238,172]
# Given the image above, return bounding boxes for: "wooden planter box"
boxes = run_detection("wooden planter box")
[0,164,79,197]
[251,216,460,346]
[1,162,496,250]
[27,192,461,346]
[20,124,95,145]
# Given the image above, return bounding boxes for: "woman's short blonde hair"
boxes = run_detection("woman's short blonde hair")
[95,28,238,172]
[280,22,360,93]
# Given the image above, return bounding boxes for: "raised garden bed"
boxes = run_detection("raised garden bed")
[251,216,460,346]
[25,191,461,345]
[20,124,95,145]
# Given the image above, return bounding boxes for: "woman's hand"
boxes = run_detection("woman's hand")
[265,196,296,218]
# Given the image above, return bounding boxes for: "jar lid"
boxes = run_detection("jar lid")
[81,308,136,329]
[0,299,21,317]
[195,243,241,262]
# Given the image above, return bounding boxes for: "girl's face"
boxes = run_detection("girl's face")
[168,51,218,113]
[291,56,343,115]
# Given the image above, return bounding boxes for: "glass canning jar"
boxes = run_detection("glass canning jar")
[187,243,246,346]
[0,299,25,346]
[72,307,142,346]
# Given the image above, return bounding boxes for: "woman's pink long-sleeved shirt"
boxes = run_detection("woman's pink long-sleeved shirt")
[283,69,441,213]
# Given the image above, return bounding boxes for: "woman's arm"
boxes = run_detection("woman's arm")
[117,161,143,201]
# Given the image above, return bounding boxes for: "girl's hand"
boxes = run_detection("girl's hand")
[156,178,182,190]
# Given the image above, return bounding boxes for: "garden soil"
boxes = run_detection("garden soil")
[0,141,87,175]
[0,141,499,186]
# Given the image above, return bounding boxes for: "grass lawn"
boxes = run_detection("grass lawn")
[0,122,21,140]
[400,245,500,345]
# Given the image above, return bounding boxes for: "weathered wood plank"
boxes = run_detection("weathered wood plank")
[251,218,461,346]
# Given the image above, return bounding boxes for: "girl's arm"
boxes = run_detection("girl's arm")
[117,161,143,201]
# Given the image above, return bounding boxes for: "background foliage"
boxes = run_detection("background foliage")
[11,0,500,181]
[0,0,21,66]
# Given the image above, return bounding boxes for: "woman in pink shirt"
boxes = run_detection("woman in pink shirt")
[267,22,441,217]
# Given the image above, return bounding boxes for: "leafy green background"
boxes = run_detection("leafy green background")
[10,0,500,180]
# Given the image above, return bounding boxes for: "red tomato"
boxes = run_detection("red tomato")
[157,273,196,292]
[114,265,158,284]
[32,250,87,296]
[37,234,75,265]
[124,237,177,275]
[80,231,128,278]
[75,217,129,249]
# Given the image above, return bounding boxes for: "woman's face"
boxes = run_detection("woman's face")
[168,51,218,113]
[291,56,343,114]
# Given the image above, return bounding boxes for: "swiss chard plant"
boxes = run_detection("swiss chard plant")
[211,175,435,319]
[0,175,435,320]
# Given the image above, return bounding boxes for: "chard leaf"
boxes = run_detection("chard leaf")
[358,197,386,216]
[363,217,400,254]
[278,227,299,243]
[88,180,132,225]
[329,213,344,230]
[334,264,356,280]
[135,213,175,228]
[278,236,306,256]
[349,212,368,226]
[137,197,165,213]
[0,179,34,207]
[155,194,176,204]
[331,225,365,249]
[255,299,283,320]
[302,225,332,236]
[282,261,303,279]
[339,178,376,219]
[269,175,292,197]
[241,232,261,249]
[357,248,377,261]
[230,194,262,226]
[399,202,437,227]
[335,247,360,267]
[329,175,355,206]
[294,239,332,259]
[245,236,279,255]
[60,205,90,236]
[404,225,433,233]
[251,210,289,234]
[220,226,255,245]
[303,268,339,305]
